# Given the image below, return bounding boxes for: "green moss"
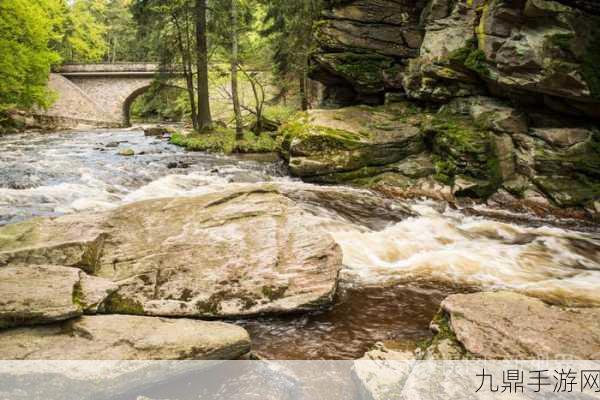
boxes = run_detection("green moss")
[465,49,490,77]
[280,112,369,155]
[315,52,401,92]
[0,219,39,250]
[417,311,473,359]
[448,38,491,78]
[433,157,457,185]
[194,290,260,315]
[429,114,501,196]
[102,293,144,315]
[582,21,600,99]
[548,32,575,53]
[261,285,288,301]
[171,128,279,154]
[72,281,85,310]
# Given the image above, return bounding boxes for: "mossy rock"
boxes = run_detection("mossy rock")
[282,106,426,179]
[428,114,502,196]
[101,293,145,315]
[315,52,401,94]
[533,174,600,207]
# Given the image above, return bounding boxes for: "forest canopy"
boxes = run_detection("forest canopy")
[0,0,323,133]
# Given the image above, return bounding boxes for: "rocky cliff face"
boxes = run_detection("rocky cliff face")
[303,0,600,212]
[312,0,600,116]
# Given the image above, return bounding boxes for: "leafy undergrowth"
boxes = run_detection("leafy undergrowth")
[170,128,279,154]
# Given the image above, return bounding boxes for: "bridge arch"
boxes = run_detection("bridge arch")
[122,83,186,127]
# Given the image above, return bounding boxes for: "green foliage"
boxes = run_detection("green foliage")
[171,129,278,154]
[130,85,189,122]
[60,0,108,62]
[0,0,63,113]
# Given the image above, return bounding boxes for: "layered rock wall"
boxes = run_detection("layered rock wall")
[312,0,600,119]
[305,0,600,211]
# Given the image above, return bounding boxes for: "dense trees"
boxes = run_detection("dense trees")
[131,0,213,131]
[1,0,324,134]
[261,0,323,110]
[0,0,64,113]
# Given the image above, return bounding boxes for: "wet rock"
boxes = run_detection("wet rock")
[105,141,120,148]
[0,265,118,328]
[144,126,174,137]
[167,161,189,169]
[0,184,344,318]
[118,148,135,156]
[0,315,250,360]
[431,291,600,359]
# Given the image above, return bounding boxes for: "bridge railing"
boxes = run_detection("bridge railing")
[57,63,164,73]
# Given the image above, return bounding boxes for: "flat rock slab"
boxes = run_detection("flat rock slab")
[441,291,600,359]
[0,264,117,328]
[0,265,82,329]
[0,315,250,360]
[0,184,344,318]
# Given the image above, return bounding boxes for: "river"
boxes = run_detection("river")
[1,128,599,360]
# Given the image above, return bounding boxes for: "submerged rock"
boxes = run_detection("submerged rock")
[144,126,173,137]
[426,291,600,360]
[0,184,345,318]
[118,148,135,156]
[0,315,250,360]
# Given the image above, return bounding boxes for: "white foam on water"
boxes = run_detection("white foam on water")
[331,202,600,306]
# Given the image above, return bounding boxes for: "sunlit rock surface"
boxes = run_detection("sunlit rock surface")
[429,291,600,360]
[0,184,377,318]
[0,315,250,360]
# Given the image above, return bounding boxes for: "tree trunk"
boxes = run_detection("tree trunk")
[195,0,213,132]
[299,71,308,111]
[172,13,198,130]
[231,0,243,140]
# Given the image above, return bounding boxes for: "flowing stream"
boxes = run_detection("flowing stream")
[1,128,599,360]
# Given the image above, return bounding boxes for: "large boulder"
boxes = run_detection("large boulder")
[282,104,426,183]
[0,264,117,329]
[512,126,600,207]
[0,184,346,318]
[0,315,250,360]
[426,291,600,360]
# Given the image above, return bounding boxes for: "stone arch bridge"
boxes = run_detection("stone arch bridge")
[41,63,180,128]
